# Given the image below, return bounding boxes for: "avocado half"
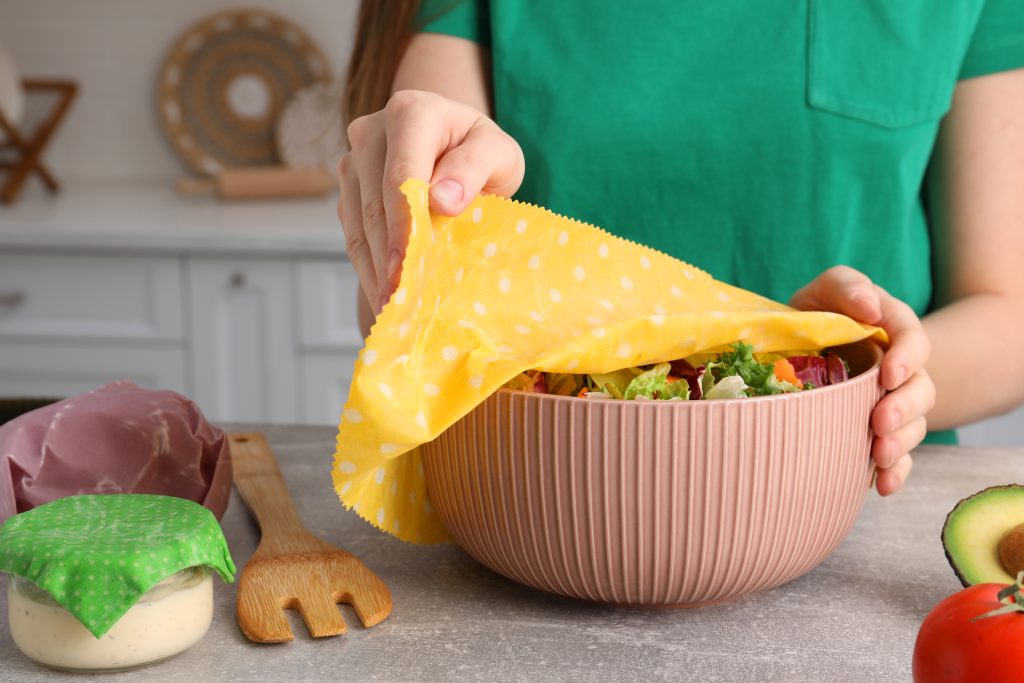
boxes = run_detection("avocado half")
[943,484,1024,587]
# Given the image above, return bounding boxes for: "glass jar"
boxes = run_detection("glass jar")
[7,566,213,672]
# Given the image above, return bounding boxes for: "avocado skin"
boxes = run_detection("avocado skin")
[942,484,1024,587]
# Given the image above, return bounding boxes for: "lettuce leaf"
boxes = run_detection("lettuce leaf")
[706,342,779,395]
[615,362,692,400]
[704,374,748,399]
[764,374,803,394]
[660,378,691,400]
[624,363,671,400]
[589,367,641,399]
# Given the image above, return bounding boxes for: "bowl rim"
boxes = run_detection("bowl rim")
[493,339,884,408]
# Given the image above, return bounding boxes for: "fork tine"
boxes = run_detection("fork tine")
[296,594,348,638]
[342,566,394,628]
[236,586,294,643]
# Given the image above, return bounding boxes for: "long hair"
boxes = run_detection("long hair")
[342,1,423,126]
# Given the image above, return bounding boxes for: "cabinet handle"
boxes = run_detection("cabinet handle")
[229,272,246,288]
[0,290,26,307]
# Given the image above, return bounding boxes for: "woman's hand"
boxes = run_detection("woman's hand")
[337,89,525,315]
[791,266,935,496]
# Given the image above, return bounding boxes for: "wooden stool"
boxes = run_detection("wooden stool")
[0,79,77,205]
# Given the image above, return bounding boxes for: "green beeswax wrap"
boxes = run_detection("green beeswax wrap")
[0,494,235,638]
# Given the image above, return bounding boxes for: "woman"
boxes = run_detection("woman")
[337,1,1024,496]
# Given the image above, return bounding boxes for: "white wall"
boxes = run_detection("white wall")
[0,0,358,182]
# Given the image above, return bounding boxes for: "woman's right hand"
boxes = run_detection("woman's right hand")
[337,89,525,315]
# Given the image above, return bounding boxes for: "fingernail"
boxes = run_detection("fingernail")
[890,410,900,434]
[387,249,404,280]
[888,441,896,468]
[430,178,464,207]
[893,366,907,386]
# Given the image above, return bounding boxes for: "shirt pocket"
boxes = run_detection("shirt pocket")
[807,0,981,129]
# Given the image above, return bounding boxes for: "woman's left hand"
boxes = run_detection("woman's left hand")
[790,266,935,496]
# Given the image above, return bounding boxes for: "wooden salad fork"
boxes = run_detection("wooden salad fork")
[229,432,392,642]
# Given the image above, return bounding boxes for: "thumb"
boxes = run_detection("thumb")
[429,120,524,215]
[790,265,882,324]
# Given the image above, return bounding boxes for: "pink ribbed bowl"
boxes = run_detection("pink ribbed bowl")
[420,341,884,607]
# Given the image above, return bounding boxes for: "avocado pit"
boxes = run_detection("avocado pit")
[999,523,1024,577]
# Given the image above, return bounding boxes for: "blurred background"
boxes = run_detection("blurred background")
[0,1,1019,444]
[0,1,359,426]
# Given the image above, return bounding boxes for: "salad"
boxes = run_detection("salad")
[504,342,850,401]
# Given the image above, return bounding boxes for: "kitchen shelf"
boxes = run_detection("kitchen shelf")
[0,180,345,255]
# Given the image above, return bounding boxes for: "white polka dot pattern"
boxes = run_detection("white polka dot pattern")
[331,179,886,544]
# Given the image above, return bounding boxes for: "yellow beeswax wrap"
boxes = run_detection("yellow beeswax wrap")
[333,179,886,543]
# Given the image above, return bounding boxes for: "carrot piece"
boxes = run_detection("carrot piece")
[773,358,803,388]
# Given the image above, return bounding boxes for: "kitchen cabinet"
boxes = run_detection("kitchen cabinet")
[188,257,299,423]
[0,252,183,341]
[0,184,359,424]
[0,342,186,396]
[297,260,364,349]
[300,352,355,428]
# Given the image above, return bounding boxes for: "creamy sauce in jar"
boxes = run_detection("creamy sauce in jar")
[7,568,213,671]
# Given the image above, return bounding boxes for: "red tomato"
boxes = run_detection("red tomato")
[913,582,1024,682]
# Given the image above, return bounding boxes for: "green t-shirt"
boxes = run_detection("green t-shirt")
[418,1,1024,444]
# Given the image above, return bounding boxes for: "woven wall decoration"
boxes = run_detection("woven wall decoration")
[158,9,331,175]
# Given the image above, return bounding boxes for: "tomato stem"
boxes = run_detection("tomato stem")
[973,571,1024,622]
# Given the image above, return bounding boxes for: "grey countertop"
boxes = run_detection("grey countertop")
[3,425,1023,682]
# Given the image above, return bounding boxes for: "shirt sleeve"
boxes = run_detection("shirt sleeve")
[416,0,491,47]
[959,0,1024,79]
